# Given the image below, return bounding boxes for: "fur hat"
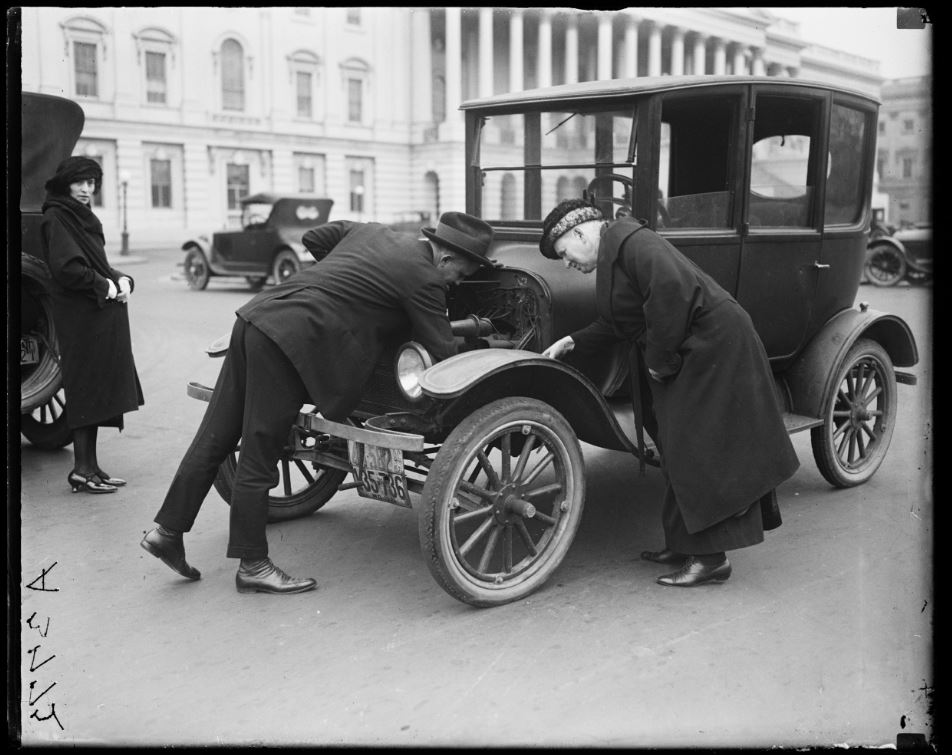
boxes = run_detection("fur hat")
[539,199,604,260]
[45,156,103,196]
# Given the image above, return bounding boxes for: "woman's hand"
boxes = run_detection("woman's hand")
[648,367,665,383]
[542,335,575,360]
[106,279,119,300]
[117,277,132,302]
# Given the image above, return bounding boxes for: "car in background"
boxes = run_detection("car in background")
[385,210,433,234]
[865,221,932,286]
[181,193,334,290]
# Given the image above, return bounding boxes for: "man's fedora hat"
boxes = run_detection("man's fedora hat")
[422,212,498,267]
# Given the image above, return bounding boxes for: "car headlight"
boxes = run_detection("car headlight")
[395,342,433,401]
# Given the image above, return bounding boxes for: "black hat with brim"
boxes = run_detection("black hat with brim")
[422,211,499,267]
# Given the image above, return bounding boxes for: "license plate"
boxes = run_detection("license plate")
[348,441,411,508]
[20,336,39,366]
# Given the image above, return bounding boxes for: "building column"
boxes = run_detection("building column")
[478,7,493,97]
[751,46,766,76]
[597,12,613,80]
[537,9,552,88]
[692,33,706,74]
[411,8,433,121]
[712,37,726,75]
[648,22,662,76]
[565,12,578,84]
[623,16,639,78]
[444,7,462,136]
[670,26,685,76]
[509,8,523,93]
[732,43,746,75]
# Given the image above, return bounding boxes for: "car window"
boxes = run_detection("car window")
[824,103,869,226]
[477,109,636,222]
[658,94,739,229]
[748,95,821,229]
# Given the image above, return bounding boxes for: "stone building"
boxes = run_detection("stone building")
[875,76,932,226]
[18,7,884,248]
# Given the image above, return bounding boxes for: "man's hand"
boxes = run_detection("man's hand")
[542,335,575,360]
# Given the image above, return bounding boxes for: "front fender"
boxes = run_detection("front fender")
[182,236,211,256]
[866,236,905,255]
[785,305,919,418]
[420,349,641,455]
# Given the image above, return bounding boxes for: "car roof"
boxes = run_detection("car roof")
[460,74,880,110]
[240,192,332,205]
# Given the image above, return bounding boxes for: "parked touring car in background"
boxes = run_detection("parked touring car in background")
[188,75,919,607]
[182,193,334,291]
[20,92,85,450]
[865,221,932,287]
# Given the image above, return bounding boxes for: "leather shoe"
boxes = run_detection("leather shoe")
[140,527,201,581]
[236,558,317,595]
[656,556,731,587]
[640,548,687,565]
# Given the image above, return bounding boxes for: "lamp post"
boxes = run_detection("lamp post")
[119,170,130,256]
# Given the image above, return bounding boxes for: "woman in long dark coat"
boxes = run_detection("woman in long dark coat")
[540,199,799,587]
[40,156,144,494]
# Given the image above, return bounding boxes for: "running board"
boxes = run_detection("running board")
[783,412,824,434]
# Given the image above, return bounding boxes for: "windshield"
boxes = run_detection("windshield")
[475,107,638,222]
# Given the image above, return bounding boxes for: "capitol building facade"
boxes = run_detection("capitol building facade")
[19,7,891,247]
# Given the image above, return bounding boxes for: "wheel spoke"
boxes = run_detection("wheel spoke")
[855,428,868,459]
[511,433,538,482]
[453,504,493,525]
[845,371,856,400]
[836,427,852,457]
[503,525,513,573]
[832,417,850,441]
[859,422,878,443]
[476,449,501,490]
[499,433,511,483]
[293,459,316,485]
[522,482,562,500]
[513,518,538,556]
[532,510,557,527]
[477,525,501,573]
[459,516,495,557]
[280,458,293,495]
[459,479,497,503]
[848,432,859,465]
[521,451,556,487]
[861,385,883,406]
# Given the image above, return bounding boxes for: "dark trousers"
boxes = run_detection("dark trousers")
[155,318,308,559]
[659,466,766,556]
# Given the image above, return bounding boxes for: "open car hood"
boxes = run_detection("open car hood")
[21,92,86,212]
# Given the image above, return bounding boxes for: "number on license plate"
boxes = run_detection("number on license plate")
[20,336,40,366]
[348,441,411,508]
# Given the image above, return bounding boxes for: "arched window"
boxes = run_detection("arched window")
[221,38,245,111]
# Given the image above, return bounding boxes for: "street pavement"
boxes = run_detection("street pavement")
[16,249,933,747]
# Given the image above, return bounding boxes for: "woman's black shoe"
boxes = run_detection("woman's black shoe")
[95,469,127,486]
[68,471,117,494]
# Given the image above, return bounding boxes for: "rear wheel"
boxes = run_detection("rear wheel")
[21,387,73,450]
[214,428,348,522]
[811,338,897,487]
[184,248,210,290]
[272,250,300,284]
[865,244,906,287]
[419,398,585,607]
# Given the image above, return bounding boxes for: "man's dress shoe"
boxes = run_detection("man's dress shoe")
[140,528,201,581]
[640,548,687,565]
[656,555,732,587]
[236,558,317,595]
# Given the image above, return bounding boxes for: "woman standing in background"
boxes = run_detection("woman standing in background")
[40,156,144,494]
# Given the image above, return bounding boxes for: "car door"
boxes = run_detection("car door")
[735,86,828,363]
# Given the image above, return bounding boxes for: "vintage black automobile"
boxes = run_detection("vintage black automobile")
[865,221,932,287]
[182,193,334,291]
[20,92,86,450]
[190,75,919,607]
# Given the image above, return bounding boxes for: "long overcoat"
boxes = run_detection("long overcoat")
[570,218,799,533]
[238,221,457,421]
[40,196,144,429]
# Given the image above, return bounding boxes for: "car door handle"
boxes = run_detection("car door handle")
[813,262,831,270]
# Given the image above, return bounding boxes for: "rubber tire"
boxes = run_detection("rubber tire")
[864,243,906,287]
[419,397,585,607]
[21,387,73,450]
[810,338,897,488]
[20,257,63,413]
[184,248,211,290]
[214,442,347,523]
[272,250,300,284]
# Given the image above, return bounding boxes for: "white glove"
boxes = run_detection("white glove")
[117,277,132,302]
[106,279,118,300]
[542,335,575,360]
